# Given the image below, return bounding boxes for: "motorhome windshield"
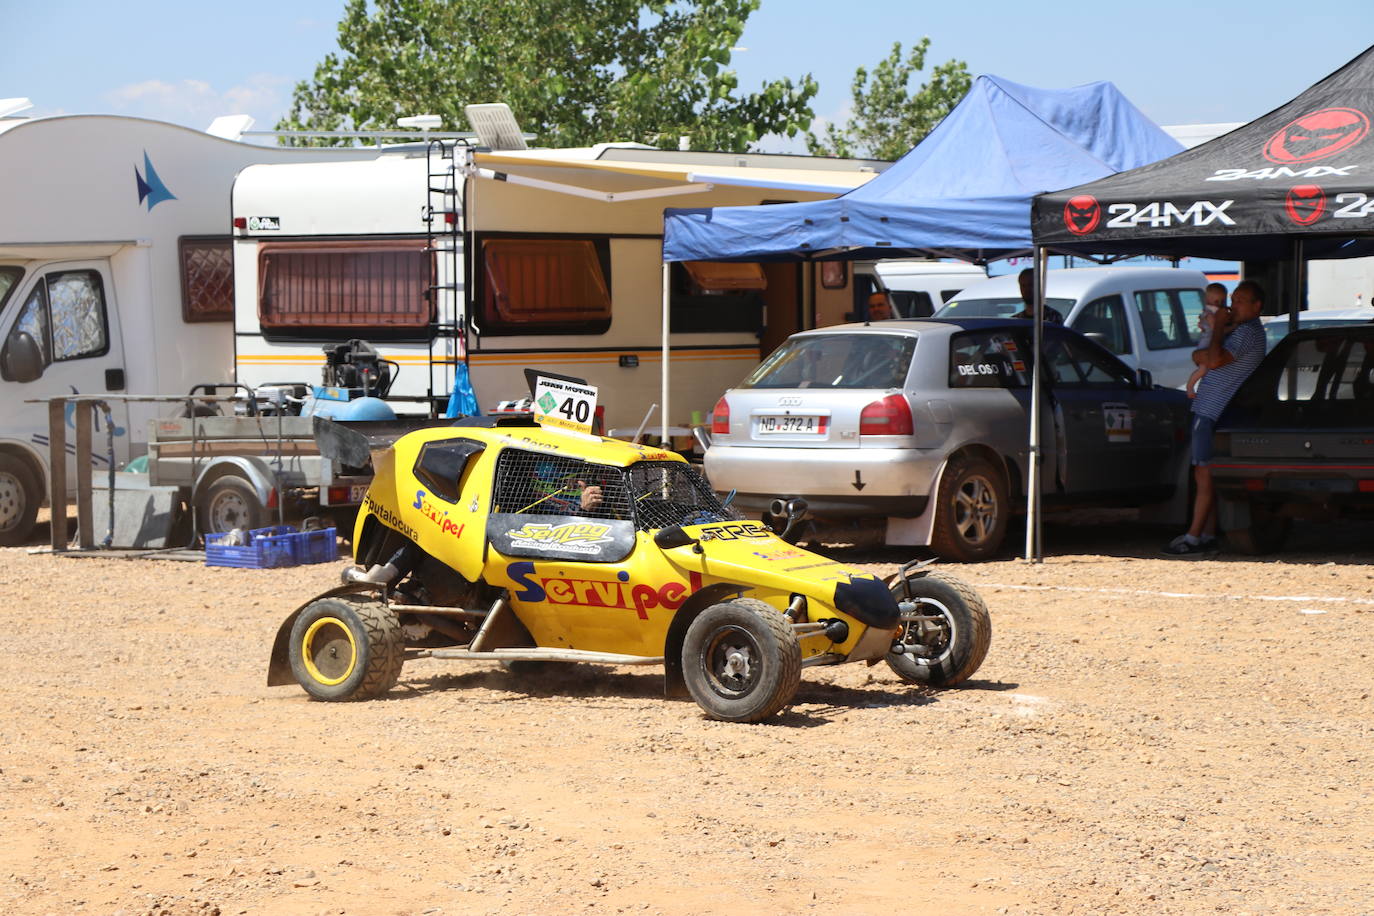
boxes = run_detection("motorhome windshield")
[0,267,22,312]
[935,296,1074,319]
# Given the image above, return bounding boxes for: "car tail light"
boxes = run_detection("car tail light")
[327,485,350,504]
[1359,480,1374,493]
[1244,479,1265,491]
[711,397,730,434]
[266,488,279,508]
[859,394,913,436]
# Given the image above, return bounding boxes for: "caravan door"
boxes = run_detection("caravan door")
[0,261,131,487]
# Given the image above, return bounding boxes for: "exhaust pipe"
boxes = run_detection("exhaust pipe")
[340,542,419,587]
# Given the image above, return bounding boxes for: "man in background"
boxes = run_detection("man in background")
[866,290,895,321]
[1013,268,1064,323]
[1162,279,1268,558]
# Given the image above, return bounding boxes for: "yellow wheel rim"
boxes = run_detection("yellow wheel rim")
[302,616,357,686]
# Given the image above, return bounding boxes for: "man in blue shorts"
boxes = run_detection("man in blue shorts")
[1162,280,1268,557]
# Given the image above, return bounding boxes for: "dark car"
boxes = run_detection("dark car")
[1212,326,1374,554]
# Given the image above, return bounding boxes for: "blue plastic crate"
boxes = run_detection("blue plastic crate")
[290,527,338,565]
[204,525,300,569]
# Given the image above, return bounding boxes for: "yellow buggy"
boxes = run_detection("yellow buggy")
[267,417,991,722]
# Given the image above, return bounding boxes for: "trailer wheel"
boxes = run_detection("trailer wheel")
[198,474,266,534]
[288,595,404,701]
[0,454,40,547]
[682,598,801,723]
[885,570,992,688]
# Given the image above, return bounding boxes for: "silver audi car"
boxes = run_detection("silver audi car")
[705,318,1191,561]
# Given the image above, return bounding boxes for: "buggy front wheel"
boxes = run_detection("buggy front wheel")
[682,598,801,723]
[288,596,404,701]
[885,571,991,687]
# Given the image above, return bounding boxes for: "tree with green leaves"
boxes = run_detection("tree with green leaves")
[279,0,817,151]
[807,38,971,161]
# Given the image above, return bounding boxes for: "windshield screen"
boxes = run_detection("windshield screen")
[935,296,1074,319]
[739,334,917,390]
[0,267,23,313]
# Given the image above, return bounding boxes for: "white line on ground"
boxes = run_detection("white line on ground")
[969,582,1374,606]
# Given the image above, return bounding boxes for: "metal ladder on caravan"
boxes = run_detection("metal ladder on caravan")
[424,139,468,414]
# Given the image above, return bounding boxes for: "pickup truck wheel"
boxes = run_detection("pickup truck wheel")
[288,596,404,701]
[1223,501,1291,555]
[930,455,1008,562]
[886,570,992,687]
[198,474,266,534]
[683,598,801,723]
[0,454,40,547]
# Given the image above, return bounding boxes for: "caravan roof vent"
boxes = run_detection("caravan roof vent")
[465,103,528,151]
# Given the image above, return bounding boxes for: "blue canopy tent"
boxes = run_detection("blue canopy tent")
[662,74,1183,264]
[659,74,1184,559]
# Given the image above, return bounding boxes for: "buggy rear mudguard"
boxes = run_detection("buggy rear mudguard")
[266,583,386,686]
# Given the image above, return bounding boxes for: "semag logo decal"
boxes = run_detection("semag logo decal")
[1063,195,1101,235]
[1264,108,1370,164]
[1285,184,1327,226]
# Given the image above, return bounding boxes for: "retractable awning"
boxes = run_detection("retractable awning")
[471,151,877,203]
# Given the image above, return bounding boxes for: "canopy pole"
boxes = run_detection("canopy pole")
[1290,238,1305,334]
[1025,247,1047,563]
[661,261,671,445]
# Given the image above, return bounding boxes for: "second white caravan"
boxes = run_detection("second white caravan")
[230,143,887,432]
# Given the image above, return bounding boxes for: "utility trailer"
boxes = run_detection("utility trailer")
[145,412,453,536]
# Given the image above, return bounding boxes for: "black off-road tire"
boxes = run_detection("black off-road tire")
[198,474,267,535]
[930,454,1009,562]
[886,570,992,687]
[288,596,404,701]
[682,598,801,723]
[1223,501,1291,556]
[0,453,40,547]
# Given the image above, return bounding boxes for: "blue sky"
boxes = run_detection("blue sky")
[4,0,1372,148]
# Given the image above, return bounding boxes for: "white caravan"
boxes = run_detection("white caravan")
[0,113,376,544]
[230,143,884,433]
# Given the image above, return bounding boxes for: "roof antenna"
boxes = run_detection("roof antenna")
[398,114,443,143]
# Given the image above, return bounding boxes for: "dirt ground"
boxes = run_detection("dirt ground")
[2,511,1372,916]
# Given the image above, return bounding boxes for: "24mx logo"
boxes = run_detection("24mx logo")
[1105,200,1235,229]
[1330,192,1374,220]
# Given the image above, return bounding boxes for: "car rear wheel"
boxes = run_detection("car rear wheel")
[682,598,801,723]
[885,570,992,687]
[930,455,1008,562]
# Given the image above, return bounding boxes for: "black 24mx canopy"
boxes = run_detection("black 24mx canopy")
[1034,44,1374,261]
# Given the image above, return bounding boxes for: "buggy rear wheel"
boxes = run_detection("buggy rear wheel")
[682,598,801,723]
[288,596,403,701]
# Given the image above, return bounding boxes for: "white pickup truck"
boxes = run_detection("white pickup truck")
[935,267,1210,389]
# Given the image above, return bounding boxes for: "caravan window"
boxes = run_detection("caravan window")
[179,237,234,322]
[477,237,612,335]
[4,269,109,370]
[258,239,432,336]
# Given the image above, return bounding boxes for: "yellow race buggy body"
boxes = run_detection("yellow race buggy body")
[268,417,991,721]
